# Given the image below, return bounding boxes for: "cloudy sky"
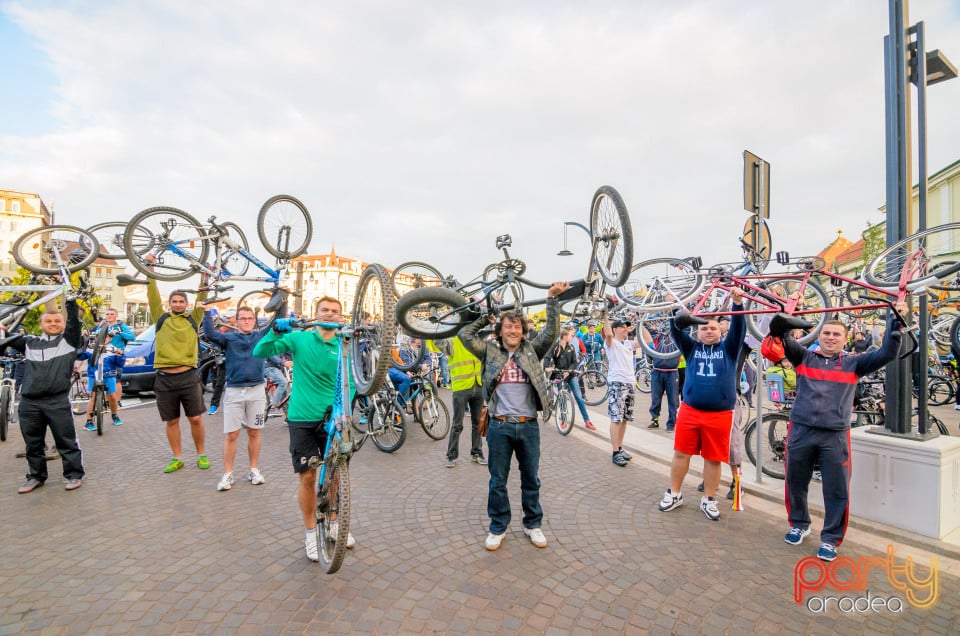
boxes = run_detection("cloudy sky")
[2,0,960,292]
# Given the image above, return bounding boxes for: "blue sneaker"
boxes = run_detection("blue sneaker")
[112,414,123,426]
[784,527,810,545]
[208,405,218,415]
[817,542,838,562]
[84,420,96,431]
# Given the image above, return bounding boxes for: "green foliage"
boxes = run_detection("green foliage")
[862,222,887,271]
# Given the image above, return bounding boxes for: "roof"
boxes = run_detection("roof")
[815,231,854,270]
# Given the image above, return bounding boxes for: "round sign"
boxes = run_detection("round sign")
[741,215,771,270]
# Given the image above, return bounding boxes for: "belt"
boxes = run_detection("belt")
[493,416,536,423]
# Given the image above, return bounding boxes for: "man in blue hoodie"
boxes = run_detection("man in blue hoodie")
[202,306,272,491]
[658,288,745,521]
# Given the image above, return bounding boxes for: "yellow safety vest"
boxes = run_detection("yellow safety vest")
[435,336,481,392]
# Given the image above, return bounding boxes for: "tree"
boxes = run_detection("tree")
[861,221,887,272]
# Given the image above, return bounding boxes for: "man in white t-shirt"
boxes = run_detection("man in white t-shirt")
[602,318,637,467]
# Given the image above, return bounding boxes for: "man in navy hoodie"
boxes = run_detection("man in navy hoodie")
[658,288,745,521]
[202,306,272,491]
[768,304,904,562]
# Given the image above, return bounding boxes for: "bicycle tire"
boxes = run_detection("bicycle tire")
[554,389,575,435]
[198,359,221,394]
[417,393,450,440]
[94,388,105,436]
[391,261,445,299]
[124,206,209,281]
[391,339,426,373]
[616,258,705,312]
[220,222,251,277]
[370,402,407,453]
[88,221,132,260]
[13,225,99,275]
[863,223,960,289]
[635,315,682,361]
[744,277,831,347]
[927,377,954,407]
[395,286,469,340]
[0,385,10,442]
[257,194,312,260]
[635,364,652,393]
[581,370,608,406]
[841,283,880,319]
[590,186,633,287]
[929,413,949,436]
[236,289,276,318]
[743,413,788,480]
[316,454,350,574]
[351,263,397,396]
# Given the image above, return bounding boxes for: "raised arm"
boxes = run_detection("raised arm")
[201,311,228,348]
[147,278,164,322]
[252,328,292,358]
[65,299,82,348]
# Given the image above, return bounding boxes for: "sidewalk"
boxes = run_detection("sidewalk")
[579,397,960,559]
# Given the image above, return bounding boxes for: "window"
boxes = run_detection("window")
[9,222,16,233]
[11,201,20,213]
[0,199,5,211]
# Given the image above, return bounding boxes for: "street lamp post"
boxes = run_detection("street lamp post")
[557,221,591,256]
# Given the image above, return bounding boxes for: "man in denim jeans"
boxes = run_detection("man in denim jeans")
[459,281,568,551]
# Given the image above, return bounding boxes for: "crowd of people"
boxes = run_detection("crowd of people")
[3,274,909,565]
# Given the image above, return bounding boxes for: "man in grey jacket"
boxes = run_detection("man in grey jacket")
[460,281,569,551]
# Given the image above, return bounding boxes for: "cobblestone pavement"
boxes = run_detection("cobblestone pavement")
[1,393,957,634]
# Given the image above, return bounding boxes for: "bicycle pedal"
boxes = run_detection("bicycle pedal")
[307,455,322,470]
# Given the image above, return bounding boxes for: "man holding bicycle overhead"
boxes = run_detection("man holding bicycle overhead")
[253,296,356,562]
[147,276,209,473]
[763,304,905,563]
[460,281,569,552]
[6,300,86,493]
[202,306,272,492]
[658,287,746,522]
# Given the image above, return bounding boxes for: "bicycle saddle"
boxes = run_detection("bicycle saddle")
[673,312,708,330]
[768,313,814,338]
[116,274,148,287]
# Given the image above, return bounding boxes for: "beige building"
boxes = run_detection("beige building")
[285,245,369,317]
[0,189,51,278]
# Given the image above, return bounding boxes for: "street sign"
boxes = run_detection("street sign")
[743,150,771,219]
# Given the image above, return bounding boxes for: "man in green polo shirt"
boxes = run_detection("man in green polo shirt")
[253,295,356,562]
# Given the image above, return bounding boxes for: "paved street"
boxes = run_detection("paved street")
[1,392,958,634]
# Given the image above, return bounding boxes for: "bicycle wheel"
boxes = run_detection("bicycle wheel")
[391,261,445,299]
[863,223,960,289]
[927,376,954,407]
[351,264,397,396]
[220,222,251,277]
[743,413,788,480]
[198,358,221,393]
[581,370,608,406]
[257,194,312,259]
[590,185,633,287]
[417,392,450,440]
[744,278,831,347]
[93,387,105,436]
[391,339,426,373]
[395,286,469,340]
[124,206,209,281]
[928,413,949,436]
[554,389,575,436]
[635,315,682,361]
[316,454,350,574]
[635,364,652,393]
[370,402,407,453]
[236,289,274,318]
[0,385,10,442]
[88,221,131,260]
[841,283,881,320]
[13,225,99,275]
[616,258,705,312]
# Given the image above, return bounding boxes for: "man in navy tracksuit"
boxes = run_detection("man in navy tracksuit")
[768,307,904,562]
[5,300,85,493]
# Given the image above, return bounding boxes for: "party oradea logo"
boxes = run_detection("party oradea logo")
[794,545,937,613]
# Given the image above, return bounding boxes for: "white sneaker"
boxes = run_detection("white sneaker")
[523,527,547,548]
[485,532,506,551]
[658,489,683,512]
[328,520,357,549]
[247,468,265,485]
[700,496,721,521]
[216,472,234,491]
[305,533,319,562]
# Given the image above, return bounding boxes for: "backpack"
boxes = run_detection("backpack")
[156,312,199,334]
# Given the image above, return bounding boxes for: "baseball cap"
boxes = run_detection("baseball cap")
[611,319,632,328]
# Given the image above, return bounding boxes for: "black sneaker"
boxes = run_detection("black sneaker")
[612,451,628,467]
[697,481,705,492]
[648,420,659,429]
[726,483,735,500]
[618,449,632,460]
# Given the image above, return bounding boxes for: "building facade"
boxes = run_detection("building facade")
[0,189,51,278]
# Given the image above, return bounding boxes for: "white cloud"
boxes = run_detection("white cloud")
[2,0,959,296]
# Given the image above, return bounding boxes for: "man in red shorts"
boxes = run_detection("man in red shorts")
[658,287,745,521]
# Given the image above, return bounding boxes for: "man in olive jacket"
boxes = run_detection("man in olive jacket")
[459,281,569,551]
